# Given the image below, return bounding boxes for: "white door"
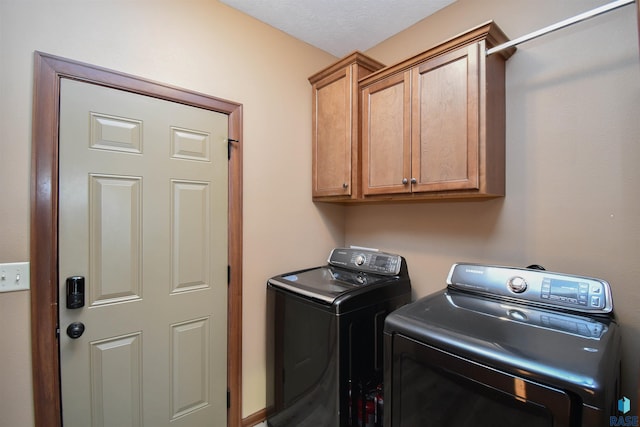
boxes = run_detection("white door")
[58,78,228,427]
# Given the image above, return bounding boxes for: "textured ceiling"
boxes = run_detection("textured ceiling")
[220,0,457,57]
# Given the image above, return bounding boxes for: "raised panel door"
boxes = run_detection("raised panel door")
[59,78,228,427]
[312,67,352,198]
[411,43,480,193]
[362,71,412,195]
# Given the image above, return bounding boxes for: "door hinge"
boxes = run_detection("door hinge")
[227,265,231,285]
[228,138,239,160]
[227,388,231,409]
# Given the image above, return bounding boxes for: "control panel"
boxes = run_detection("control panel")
[446,263,613,314]
[328,248,402,275]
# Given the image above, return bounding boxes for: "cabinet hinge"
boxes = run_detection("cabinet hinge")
[227,265,231,285]
[227,388,231,409]
[228,138,239,160]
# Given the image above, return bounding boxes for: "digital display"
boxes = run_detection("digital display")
[374,256,387,267]
[549,279,578,300]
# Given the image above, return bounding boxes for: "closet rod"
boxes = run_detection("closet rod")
[487,0,635,56]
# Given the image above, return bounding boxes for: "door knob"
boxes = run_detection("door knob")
[66,322,85,339]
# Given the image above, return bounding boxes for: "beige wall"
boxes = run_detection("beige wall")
[350,0,640,407]
[0,0,342,424]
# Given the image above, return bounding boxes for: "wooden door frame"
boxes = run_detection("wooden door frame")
[30,51,243,427]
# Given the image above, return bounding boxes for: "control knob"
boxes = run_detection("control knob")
[355,254,366,266]
[507,276,528,293]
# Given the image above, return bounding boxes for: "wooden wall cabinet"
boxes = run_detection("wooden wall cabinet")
[309,52,385,201]
[360,22,515,201]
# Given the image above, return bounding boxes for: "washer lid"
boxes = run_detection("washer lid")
[268,266,386,304]
[384,289,620,402]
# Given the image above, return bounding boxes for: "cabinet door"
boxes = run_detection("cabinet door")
[411,43,480,192]
[362,71,411,196]
[312,67,352,197]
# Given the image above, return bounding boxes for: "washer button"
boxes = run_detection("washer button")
[507,276,527,293]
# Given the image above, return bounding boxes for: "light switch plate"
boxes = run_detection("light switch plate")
[0,262,30,292]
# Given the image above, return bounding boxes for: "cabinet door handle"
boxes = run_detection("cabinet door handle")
[411,178,417,184]
[402,178,408,184]
[342,182,348,189]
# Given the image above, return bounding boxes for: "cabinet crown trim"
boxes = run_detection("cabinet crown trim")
[360,21,513,87]
[309,51,385,84]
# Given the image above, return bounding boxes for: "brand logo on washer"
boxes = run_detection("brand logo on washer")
[465,268,484,275]
[610,396,638,426]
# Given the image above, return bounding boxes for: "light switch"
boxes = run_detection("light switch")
[0,262,30,293]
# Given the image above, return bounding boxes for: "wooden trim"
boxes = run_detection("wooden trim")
[241,408,267,427]
[30,51,62,427]
[359,21,513,89]
[30,51,243,427]
[227,86,244,427]
[308,51,385,84]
